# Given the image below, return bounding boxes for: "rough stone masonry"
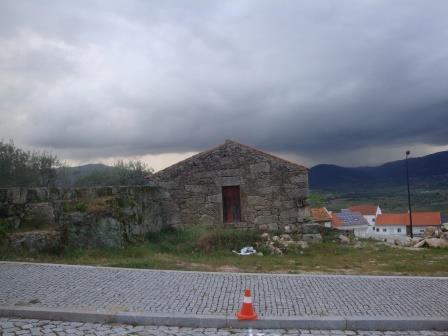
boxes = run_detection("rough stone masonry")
[148,140,317,237]
[0,140,317,251]
[0,186,179,251]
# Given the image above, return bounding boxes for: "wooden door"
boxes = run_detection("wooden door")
[222,186,241,223]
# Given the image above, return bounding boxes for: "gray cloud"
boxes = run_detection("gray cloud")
[1,0,448,167]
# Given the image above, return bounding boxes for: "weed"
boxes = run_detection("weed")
[63,201,87,213]
[87,196,114,214]
[195,227,261,252]
[2,227,448,276]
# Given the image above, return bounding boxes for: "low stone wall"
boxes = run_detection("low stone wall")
[7,230,60,253]
[0,186,179,251]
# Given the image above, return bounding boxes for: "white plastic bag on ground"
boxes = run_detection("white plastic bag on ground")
[232,246,256,255]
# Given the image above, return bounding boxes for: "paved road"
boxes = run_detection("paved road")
[1,262,447,320]
[1,318,446,336]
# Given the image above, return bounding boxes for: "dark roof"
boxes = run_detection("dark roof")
[332,209,369,228]
[147,139,308,179]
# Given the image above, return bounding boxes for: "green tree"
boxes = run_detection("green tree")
[308,192,326,208]
[75,159,153,187]
[0,140,61,187]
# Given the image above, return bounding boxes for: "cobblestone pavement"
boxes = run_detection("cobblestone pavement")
[1,318,446,336]
[1,262,448,319]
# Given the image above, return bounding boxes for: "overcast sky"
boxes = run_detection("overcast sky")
[1,1,448,170]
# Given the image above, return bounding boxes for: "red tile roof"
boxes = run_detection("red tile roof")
[348,205,378,216]
[331,215,344,228]
[376,212,441,226]
[310,207,332,222]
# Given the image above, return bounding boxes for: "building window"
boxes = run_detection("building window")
[372,218,375,222]
[222,186,241,223]
[383,228,387,232]
[397,228,401,233]
[376,228,379,232]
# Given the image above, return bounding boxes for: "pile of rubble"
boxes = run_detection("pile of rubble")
[257,232,309,255]
[410,226,448,248]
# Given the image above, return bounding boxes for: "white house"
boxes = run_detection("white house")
[348,205,381,226]
[372,212,442,236]
[332,209,369,236]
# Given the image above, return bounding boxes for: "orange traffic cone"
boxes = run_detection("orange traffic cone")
[236,288,257,320]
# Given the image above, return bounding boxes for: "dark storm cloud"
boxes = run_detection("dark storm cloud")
[1,0,448,165]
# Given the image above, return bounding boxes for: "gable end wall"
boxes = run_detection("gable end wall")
[151,141,310,232]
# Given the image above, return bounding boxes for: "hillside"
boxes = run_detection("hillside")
[309,151,448,216]
[310,151,448,191]
[56,163,113,186]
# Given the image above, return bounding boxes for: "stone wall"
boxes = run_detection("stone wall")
[0,141,319,253]
[150,140,315,236]
[0,186,179,251]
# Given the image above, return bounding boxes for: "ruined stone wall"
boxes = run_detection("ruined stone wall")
[151,140,312,235]
[0,186,179,251]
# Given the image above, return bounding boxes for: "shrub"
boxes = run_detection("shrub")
[146,226,207,254]
[196,228,260,253]
[145,226,261,254]
[0,219,15,241]
[63,201,87,213]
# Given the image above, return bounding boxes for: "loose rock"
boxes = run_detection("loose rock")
[339,234,350,244]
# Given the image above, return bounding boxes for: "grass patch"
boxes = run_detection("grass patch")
[63,201,88,213]
[2,226,448,276]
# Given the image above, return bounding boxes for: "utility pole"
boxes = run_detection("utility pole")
[405,150,413,238]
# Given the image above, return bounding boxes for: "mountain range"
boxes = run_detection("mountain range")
[309,150,448,191]
[61,151,448,191]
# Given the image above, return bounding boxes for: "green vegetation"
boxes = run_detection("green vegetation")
[0,140,154,188]
[0,140,61,187]
[308,192,327,208]
[0,219,11,241]
[2,226,448,276]
[74,160,153,187]
[314,185,448,217]
[63,201,88,213]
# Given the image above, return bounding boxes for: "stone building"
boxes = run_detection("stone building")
[147,140,313,234]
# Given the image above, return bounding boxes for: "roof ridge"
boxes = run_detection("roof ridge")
[147,139,307,178]
[224,139,308,170]
[148,142,226,178]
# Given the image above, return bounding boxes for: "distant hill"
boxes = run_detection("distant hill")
[57,163,113,186]
[310,151,448,190]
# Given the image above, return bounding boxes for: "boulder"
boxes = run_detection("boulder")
[302,223,321,234]
[272,246,283,255]
[426,238,448,248]
[302,233,322,242]
[261,232,270,241]
[289,240,308,249]
[7,230,60,253]
[280,234,292,241]
[413,239,426,248]
[423,227,436,238]
[338,234,350,244]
